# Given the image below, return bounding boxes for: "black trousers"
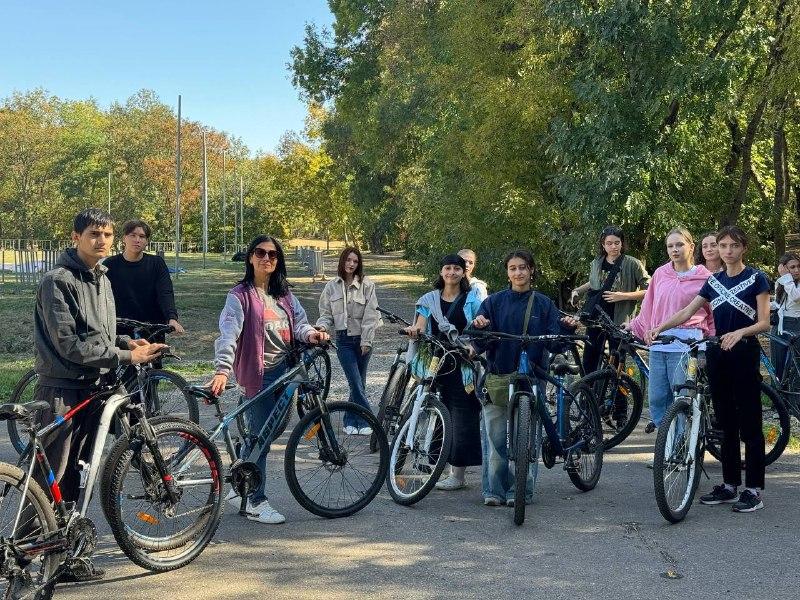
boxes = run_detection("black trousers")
[706,340,764,489]
[581,326,621,375]
[32,385,103,504]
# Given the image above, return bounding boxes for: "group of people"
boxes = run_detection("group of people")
[30,207,796,580]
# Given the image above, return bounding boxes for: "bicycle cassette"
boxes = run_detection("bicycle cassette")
[66,517,97,559]
[541,439,556,469]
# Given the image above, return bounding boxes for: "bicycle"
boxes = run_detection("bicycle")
[7,318,199,455]
[385,330,484,506]
[760,331,800,421]
[371,307,414,453]
[468,329,603,526]
[0,361,222,599]
[182,342,389,519]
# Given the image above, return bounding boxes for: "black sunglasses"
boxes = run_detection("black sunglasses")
[253,248,279,260]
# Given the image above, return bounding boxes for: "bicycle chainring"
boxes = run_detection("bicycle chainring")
[66,517,97,559]
[230,460,262,499]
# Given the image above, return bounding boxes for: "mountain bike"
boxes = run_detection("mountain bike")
[183,342,389,518]
[0,362,222,599]
[468,329,603,526]
[7,318,198,455]
[759,331,800,421]
[371,307,414,453]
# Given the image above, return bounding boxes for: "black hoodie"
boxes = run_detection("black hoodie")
[34,248,132,388]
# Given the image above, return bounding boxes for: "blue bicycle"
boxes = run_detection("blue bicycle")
[469,329,603,526]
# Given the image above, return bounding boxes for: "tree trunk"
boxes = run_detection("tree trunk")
[773,122,787,256]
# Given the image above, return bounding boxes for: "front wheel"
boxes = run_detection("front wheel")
[512,394,534,526]
[565,383,603,492]
[7,369,38,455]
[101,418,224,572]
[653,398,703,523]
[285,401,389,518]
[705,382,790,467]
[0,462,61,600]
[371,363,410,453]
[386,396,452,506]
[144,369,199,424]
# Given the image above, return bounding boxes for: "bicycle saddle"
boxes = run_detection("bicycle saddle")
[0,400,50,422]
[551,357,579,377]
[186,383,237,401]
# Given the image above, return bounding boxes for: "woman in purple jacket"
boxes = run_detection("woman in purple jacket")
[210,235,328,524]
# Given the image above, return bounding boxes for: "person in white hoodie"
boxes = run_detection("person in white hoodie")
[771,252,800,380]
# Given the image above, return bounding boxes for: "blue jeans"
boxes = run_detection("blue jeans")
[481,402,534,503]
[336,332,373,428]
[648,351,687,427]
[242,360,295,505]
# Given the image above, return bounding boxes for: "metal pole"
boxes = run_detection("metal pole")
[222,150,227,255]
[239,176,244,250]
[175,95,182,276]
[107,172,111,214]
[202,131,208,269]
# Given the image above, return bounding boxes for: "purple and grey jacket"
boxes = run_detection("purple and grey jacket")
[213,283,315,398]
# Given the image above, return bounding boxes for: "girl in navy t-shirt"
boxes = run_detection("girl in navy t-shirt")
[646,226,771,513]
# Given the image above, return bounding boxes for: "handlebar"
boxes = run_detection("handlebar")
[378,306,412,326]
[653,334,722,349]
[117,318,175,341]
[465,328,589,344]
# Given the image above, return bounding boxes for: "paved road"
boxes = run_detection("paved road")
[6,255,800,599]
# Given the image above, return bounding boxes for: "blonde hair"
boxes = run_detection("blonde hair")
[666,227,694,246]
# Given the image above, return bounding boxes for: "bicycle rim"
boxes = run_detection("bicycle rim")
[565,384,603,491]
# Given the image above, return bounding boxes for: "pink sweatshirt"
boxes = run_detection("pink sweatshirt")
[629,262,715,338]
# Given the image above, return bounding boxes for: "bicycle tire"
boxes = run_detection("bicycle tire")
[0,461,61,600]
[284,401,389,518]
[578,369,643,450]
[304,348,332,401]
[565,383,604,492]
[513,394,533,526]
[145,369,199,424]
[386,396,452,506]
[7,369,38,455]
[705,382,790,467]
[371,363,409,453]
[653,398,703,523]
[101,418,224,572]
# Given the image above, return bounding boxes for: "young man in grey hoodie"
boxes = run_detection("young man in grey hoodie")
[33,208,165,581]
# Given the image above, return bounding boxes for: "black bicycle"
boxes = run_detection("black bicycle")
[7,318,198,454]
[0,359,222,599]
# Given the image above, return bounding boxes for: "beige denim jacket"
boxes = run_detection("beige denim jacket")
[316,276,381,346]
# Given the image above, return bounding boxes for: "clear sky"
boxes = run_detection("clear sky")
[0,1,334,154]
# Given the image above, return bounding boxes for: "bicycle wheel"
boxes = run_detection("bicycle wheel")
[145,369,199,424]
[578,370,643,450]
[653,398,703,523]
[304,348,332,401]
[371,363,409,453]
[0,462,61,600]
[386,396,452,506]
[101,418,224,572]
[564,383,604,492]
[705,382,790,466]
[7,369,38,455]
[285,401,389,518]
[513,394,533,526]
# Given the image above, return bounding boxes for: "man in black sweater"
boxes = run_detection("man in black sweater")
[105,219,185,339]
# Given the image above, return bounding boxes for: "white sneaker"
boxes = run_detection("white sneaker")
[225,488,242,510]
[246,500,286,524]
[435,475,466,491]
[344,426,358,435]
[357,426,373,436]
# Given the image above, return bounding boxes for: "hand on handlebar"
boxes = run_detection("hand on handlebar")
[130,342,168,365]
[308,329,330,344]
[472,315,490,329]
[169,319,186,334]
[403,325,423,338]
[643,328,660,346]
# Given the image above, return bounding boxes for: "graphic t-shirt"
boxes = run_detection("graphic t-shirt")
[257,289,291,368]
[698,266,769,336]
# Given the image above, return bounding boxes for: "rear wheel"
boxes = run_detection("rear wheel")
[0,462,61,600]
[144,369,199,424]
[285,401,389,518]
[653,398,703,523]
[7,369,38,455]
[578,369,643,450]
[371,364,409,453]
[705,382,790,466]
[513,394,533,526]
[386,396,452,506]
[565,383,603,491]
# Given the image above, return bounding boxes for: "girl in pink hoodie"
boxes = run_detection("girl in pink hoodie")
[629,228,715,432]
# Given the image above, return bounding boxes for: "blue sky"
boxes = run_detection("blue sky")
[0,1,334,154]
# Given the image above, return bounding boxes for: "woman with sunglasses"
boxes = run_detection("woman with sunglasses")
[210,235,328,524]
[316,246,381,435]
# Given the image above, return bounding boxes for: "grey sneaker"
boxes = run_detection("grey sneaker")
[483,497,503,507]
[699,484,737,505]
[732,490,763,513]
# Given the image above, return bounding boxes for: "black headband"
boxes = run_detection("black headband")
[440,254,466,269]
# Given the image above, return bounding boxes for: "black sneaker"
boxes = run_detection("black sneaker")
[59,557,105,582]
[645,421,656,434]
[732,490,764,513]
[699,484,737,505]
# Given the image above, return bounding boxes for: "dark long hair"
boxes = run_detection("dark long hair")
[503,249,537,287]
[434,272,471,294]
[777,252,800,304]
[597,226,626,257]
[239,235,289,297]
[337,247,364,280]
[695,231,718,266]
